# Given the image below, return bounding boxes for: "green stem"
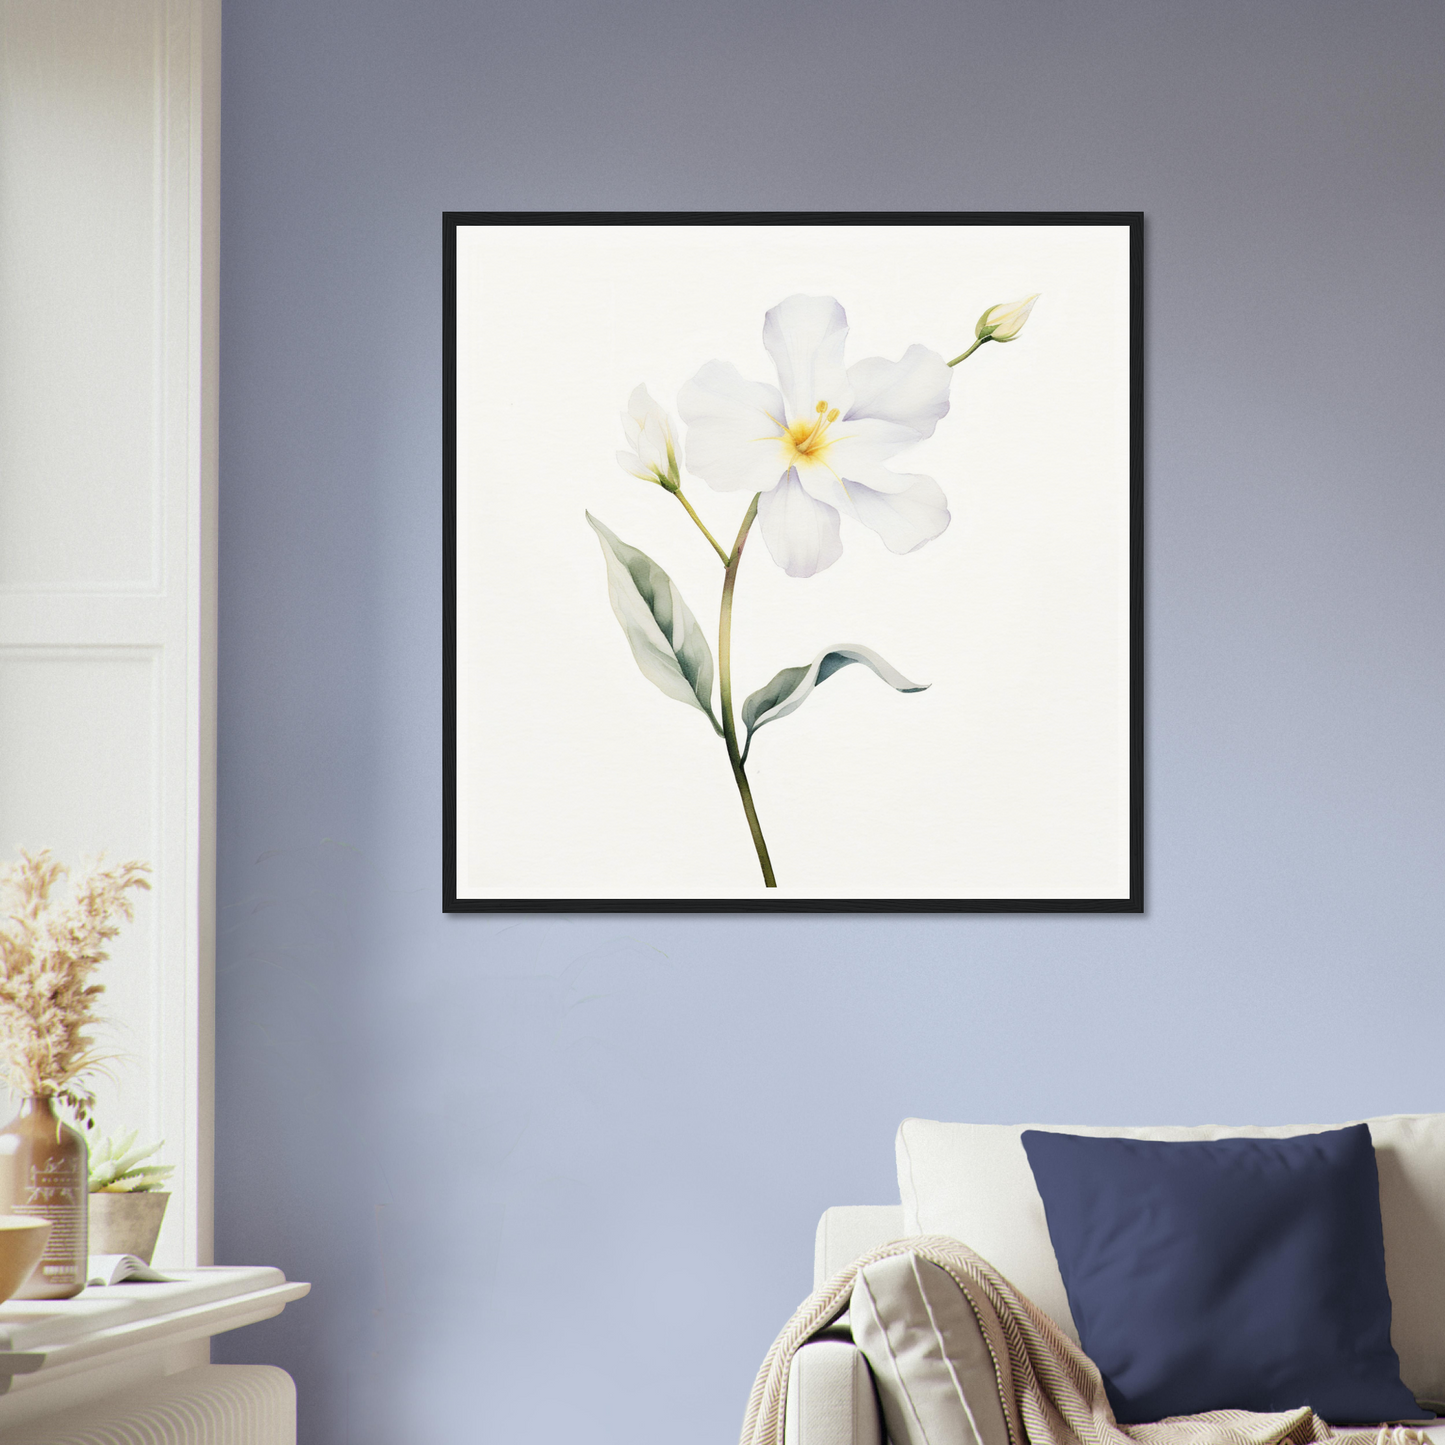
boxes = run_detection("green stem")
[718,494,776,888]
[672,489,731,565]
[947,334,992,367]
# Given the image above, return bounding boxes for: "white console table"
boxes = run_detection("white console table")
[0,1268,309,1442]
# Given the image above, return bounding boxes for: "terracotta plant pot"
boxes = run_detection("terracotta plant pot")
[0,1218,50,1302]
[88,1192,169,1264]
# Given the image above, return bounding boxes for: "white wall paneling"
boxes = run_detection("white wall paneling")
[0,0,219,1269]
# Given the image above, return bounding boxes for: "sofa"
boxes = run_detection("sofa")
[783,1116,1445,1445]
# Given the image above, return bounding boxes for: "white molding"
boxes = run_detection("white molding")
[0,0,219,1268]
[189,0,221,1275]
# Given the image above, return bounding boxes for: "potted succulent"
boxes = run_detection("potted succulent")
[88,1133,173,1263]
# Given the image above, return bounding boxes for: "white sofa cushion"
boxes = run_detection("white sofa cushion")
[897,1114,1445,1404]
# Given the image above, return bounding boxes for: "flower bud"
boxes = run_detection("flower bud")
[616,384,681,491]
[975,294,1039,344]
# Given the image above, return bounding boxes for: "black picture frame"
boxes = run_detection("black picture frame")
[444,211,1143,913]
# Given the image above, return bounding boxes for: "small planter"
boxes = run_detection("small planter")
[88,1192,169,1264]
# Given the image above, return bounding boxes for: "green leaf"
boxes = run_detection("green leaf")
[587,513,722,734]
[87,1131,172,1190]
[741,645,928,762]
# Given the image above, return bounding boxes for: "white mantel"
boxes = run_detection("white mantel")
[0,1269,307,1437]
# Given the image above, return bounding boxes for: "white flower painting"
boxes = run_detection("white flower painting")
[448,217,1138,908]
[587,290,1038,888]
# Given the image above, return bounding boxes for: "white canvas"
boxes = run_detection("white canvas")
[450,219,1135,904]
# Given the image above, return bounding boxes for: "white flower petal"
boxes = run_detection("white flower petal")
[834,473,951,554]
[794,415,921,501]
[757,470,843,577]
[639,413,671,471]
[846,345,953,439]
[623,383,652,437]
[678,360,787,494]
[622,384,676,477]
[616,449,653,481]
[762,294,853,421]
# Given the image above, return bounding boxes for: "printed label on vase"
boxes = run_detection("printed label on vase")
[13,1155,84,1285]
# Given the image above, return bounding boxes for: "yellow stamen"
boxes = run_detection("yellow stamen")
[781,400,844,465]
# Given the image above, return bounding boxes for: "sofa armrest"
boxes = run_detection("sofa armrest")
[784,1338,882,1445]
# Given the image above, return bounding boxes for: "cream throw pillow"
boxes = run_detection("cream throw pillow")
[896,1115,1445,1405]
[851,1252,1011,1445]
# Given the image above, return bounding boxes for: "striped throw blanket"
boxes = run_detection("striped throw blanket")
[740,1236,1430,1445]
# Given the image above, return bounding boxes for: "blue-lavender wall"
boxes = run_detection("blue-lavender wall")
[214,4,1445,1441]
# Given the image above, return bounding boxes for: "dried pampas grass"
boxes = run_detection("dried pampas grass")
[0,850,151,1124]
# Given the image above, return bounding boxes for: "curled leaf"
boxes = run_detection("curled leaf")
[741,645,928,762]
[587,513,722,733]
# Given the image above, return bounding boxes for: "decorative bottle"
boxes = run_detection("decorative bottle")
[0,1096,88,1299]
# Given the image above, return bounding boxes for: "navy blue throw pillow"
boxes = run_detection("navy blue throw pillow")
[1020,1125,1422,1425]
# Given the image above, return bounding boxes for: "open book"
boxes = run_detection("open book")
[85,1254,173,1287]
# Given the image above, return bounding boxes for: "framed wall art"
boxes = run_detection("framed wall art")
[444,212,1142,911]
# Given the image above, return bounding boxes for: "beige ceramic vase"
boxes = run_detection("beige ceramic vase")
[0,1097,88,1298]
